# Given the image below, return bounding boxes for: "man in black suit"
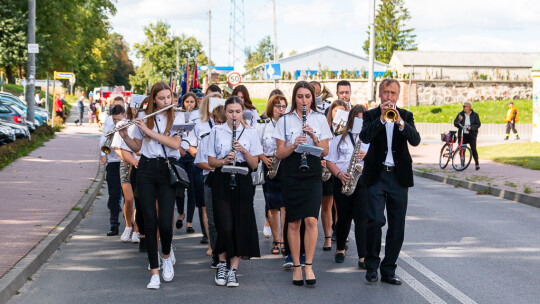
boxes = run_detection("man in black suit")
[360,79,421,285]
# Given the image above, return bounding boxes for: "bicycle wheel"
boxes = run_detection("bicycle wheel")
[452,146,472,171]
[439,143,452,169]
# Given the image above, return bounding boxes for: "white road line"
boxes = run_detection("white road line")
[348,233,446,304]
[396,266,448,304]
[399,251,478,304]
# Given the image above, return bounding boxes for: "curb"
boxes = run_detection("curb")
[0,161,105,304]
[413,169,540,209]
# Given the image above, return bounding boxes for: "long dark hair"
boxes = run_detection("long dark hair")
[287,81,318,114]
[145,81,175,135]
[224,96,247,127]
[181,92,198,110]
[232,85,256,110]
[337,105,367,153]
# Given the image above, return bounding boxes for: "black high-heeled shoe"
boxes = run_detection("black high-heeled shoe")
[292,265,304,286]
[304,263,316,286]
[323,236,332,251]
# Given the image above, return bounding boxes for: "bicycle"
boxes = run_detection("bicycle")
[439,124,472,171]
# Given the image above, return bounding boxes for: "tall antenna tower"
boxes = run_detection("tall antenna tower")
[228,0,246,68]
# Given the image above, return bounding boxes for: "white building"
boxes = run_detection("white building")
[390,51,540,81]
[246,46,388,80]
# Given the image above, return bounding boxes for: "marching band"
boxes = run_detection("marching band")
[100,78,421,289]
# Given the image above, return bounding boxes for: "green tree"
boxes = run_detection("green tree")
[363,0,417,63]
[130,21,208,93]
[244,35,276,71]
[106,33,135,88]
[0,1,27,83]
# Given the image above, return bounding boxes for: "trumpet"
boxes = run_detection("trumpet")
[384,103,398,123]
[100,104,176,154]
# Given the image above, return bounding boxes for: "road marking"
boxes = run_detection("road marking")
[399,251,478,304]
[396,266,447,304]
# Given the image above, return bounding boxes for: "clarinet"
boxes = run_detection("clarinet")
[229,119,237,189]
[299,105,309,171]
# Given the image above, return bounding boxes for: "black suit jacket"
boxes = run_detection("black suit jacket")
[453,110,481,139]
[360,106,421,188]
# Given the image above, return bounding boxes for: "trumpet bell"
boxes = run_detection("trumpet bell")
[319,84,333,101]
[384,108,398,123]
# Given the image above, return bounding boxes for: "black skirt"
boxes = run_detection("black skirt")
[322,176,334,196]
[211,162,260,259]
[262,164,284,210]
[281,152,322,222]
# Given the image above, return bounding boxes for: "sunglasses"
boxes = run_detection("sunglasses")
[274,105,287,109]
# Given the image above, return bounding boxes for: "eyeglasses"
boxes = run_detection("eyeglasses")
[274,105,287,109]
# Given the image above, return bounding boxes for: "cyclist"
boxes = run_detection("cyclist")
[454,101,481,170]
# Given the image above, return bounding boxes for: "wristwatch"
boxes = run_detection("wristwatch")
[399,120,404,127]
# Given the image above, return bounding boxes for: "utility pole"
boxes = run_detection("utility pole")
[367,0,376,103]
[26,0,36,126]
[1,71,3,92]
[176,40,180,76]
[272,0,278,88]
[208,10,212,85]
[45,74,49,117]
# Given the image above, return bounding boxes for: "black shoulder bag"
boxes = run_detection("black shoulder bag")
[155,120,190,188]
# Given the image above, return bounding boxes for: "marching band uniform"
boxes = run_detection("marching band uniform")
[100,116,122,236]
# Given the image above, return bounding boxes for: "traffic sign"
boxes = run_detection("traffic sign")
[54,72,75,79]
[28,44,39,54]
[227,72,242,86]
[265,63,282,80]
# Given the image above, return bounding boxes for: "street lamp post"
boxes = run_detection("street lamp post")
[26,0,36,127]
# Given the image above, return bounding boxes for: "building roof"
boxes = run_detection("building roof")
[280,45,388,66]
[392,51,540,68]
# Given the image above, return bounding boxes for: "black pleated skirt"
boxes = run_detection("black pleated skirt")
[211,163,260,259]
[281,152,322,222]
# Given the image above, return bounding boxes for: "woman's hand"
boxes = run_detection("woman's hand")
[294,135,307,147]
[131,159,139,169]
[233,141,248,155]
[133,118,149,134]
[303,124,315,139]
[355,151,366,160]
[321,159,327,168]
[223,151,235,165]
[338,172,351,185]
[118,126,128,138]
[264,156,273,169]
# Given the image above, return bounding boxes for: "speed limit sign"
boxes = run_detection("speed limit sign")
[227,72,242,86]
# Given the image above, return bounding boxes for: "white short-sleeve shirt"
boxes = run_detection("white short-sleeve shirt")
[206,123,263,163]
[111,125,141,161]
[193,118,214,148]
[272,110,332,147]
[194,130,212,176]
[255,118,278,156]
[132,111,182,159]
[326,132,370,173]
[244,108,260,127]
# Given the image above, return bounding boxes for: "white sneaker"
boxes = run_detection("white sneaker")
[169,246,176,265]
[161,257,174,282]
[263,225,271,238]
[146,274,160,290]
[148,252,161,270]
[120,226,133,242]
[215,263,228,286]
[226,269,239,287]
[131,232,140,243]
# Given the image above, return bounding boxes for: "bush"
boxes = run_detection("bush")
[0,124,56,170]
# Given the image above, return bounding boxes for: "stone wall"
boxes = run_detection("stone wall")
[220,79,532,106]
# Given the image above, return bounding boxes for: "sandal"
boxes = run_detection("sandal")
[271,242,280,254]
[280,242,286,255]
[323,236,332,251]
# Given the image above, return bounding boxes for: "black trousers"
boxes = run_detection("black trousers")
[333,179,367,257]
[506,122,518,134]
[462,134,479,166]
[137,156,177,269]
[365,170,408,277]
[130,167,144,235]
[106,162,122,228]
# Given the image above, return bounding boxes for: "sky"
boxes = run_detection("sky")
[110,0,540,71]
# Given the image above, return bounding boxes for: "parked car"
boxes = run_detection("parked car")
[0,120,31,141]
[0,93,49,126]
[0,100,36,132]
[0,123,16,145]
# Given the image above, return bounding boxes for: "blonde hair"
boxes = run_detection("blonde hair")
[200,92,223,122]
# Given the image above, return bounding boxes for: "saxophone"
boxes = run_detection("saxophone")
[341,135,364,196]
[321,163,332,181]
[267,152,281,179]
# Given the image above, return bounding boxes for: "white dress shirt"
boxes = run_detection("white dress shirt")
[326,132,370,173]
[383,121,395,166]
[206,123,263,163]
[132,111,182,159]
[99,116,121,163]
[194,130,212,176]
[255,118,278,156]
[273,110,333,148]
[111,125,140,161]
[464,114,470,134]
[244,108,260,127]
[193,119,214,148]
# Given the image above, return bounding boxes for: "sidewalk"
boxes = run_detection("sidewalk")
[0,114,101,279]
[410,140,540,196]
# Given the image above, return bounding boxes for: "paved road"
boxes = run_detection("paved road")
[8,177,540,304]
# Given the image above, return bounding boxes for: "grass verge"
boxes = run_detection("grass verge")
[477,142,540,170]
[410,99,531,124]
[0,125,56,170]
